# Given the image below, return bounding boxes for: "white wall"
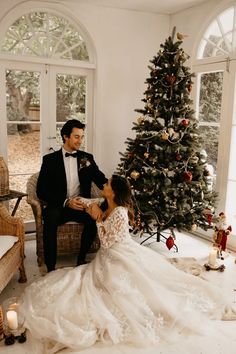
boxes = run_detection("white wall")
[66,3,169,176]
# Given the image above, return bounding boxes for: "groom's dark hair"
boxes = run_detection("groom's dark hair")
[61,119,85,143]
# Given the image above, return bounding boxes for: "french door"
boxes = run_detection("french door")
[0,60,94,228]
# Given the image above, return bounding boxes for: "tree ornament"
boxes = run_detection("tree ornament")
[161,131,169,140]
[166,236,175,250]
[180,119,189,127]
[190,156,199,164]
[128,152,134,158]
[177,32,189,41]
[144,152,150,158]
[176,153,182,161]
[187,84,192,92]
[183,171,193,182]
[166,74,176,85]
[137,116,144,124]
[130,170,140,180]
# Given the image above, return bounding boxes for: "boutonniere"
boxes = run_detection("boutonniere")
[80,157,91,169]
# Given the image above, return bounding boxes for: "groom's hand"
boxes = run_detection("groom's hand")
[66,197,85,211]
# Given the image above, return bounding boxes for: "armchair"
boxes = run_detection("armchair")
[0,204,27,293]
[26,173,101,266]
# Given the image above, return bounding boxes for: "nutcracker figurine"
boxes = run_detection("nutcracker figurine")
[213,212,232,259]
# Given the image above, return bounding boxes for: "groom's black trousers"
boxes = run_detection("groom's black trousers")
[42,206,97,271]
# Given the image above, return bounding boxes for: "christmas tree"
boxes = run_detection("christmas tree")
[117,28,218,237]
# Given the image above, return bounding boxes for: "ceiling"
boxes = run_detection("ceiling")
[72,0,208,15]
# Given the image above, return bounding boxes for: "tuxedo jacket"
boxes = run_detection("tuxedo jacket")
[37,149,107,208]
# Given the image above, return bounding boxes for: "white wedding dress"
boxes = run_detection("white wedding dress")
[21,205,236,354]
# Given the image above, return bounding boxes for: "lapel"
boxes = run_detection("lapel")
[76,150,87,171]
[56,149,67,189]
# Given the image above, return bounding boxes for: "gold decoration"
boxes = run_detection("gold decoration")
[144,152,149,158]
[177,32,189,40]
[137,116,144,124]
[161,131,169,140]
[130,170,140,180]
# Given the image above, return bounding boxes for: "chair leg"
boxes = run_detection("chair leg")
[18,262,27,283]
[37,255,44,267]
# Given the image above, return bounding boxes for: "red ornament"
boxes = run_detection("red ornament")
[207,214,213,226]
[181,119,189,126]
[176,153,182,161]
[187,84,192,92]
[166,74,176,85]
[183,171,192,182]
[166,236,175,250]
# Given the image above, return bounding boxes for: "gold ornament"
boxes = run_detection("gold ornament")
[161,131,169,140]
[177,32,189,41]
[137,116,144,124]
[144,152,149,158]
[130,170,140,180]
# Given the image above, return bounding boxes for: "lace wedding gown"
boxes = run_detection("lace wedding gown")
[21,206,235,354]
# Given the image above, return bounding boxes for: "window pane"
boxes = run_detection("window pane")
[1,12,89,61]
[6,69,40,122]
[228,125,236,180]
[219,7,234,34]
[56,74,86,123]
[7,124,41,221]
[199,72,223,123]
[198,125,219,172]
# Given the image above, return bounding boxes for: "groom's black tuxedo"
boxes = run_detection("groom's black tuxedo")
[37,149,107,271]
[37,149,107,206]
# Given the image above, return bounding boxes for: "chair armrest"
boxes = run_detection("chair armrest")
[0,204,25,256]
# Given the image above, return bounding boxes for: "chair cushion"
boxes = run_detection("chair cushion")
[0,236,18,258]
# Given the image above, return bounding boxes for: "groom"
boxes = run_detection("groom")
[37,119,107,272]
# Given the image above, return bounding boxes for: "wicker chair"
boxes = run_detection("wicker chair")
[26,173,101,266]
[0,204,27,293]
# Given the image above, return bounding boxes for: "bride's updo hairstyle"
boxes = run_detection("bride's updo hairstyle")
[111,175,134,223]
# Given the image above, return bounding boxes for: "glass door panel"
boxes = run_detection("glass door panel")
[6,69,41,221]
[55,73,87,151]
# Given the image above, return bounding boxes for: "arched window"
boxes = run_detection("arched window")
[1,12,89,61]
[197,6,236,59]
[194,5,236,241]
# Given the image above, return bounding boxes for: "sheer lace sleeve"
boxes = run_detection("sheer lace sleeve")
[97,206,129,248]
[79,197,104,207]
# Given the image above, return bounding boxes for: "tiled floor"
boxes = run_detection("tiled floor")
[0,232,236,353]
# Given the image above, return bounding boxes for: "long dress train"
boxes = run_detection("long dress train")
[21,206,236,353]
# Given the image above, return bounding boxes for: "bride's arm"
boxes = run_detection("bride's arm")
[97,207,128,248]
[78,197,105,207]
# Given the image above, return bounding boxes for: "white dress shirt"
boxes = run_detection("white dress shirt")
[62,148,80,199]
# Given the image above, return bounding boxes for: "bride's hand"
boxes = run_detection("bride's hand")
[86,204,103,221]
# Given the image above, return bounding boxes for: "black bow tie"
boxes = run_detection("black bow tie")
[65,152,77,158]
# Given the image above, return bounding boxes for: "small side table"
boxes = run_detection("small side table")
[0,190,27,216]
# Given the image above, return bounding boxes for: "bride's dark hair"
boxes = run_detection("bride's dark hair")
[110,174,134,224]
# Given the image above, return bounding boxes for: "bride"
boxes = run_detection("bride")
[21,175,236,353]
